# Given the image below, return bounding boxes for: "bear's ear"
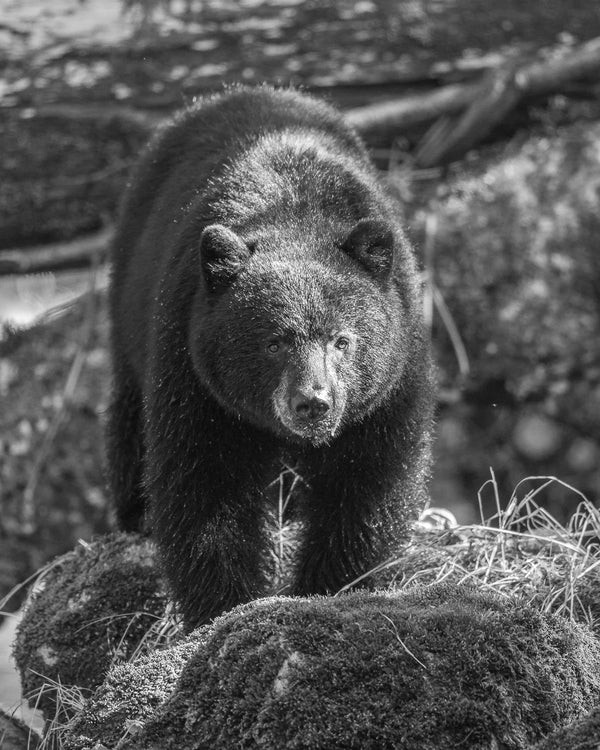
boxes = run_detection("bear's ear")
[342,218,394,278]
[199,224,252,290]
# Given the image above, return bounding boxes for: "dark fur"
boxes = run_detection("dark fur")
[107,85,434,630]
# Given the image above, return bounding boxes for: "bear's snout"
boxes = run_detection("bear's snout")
[272,347,346,443]
[290,390,331,422]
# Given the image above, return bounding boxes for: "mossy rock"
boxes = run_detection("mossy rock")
[64,583,600,750]
[532,707,600,750]
[13,533,167,717]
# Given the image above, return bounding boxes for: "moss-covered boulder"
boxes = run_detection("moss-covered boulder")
[63,584,600,750]
[532,707,600,750]
[13,533,167,716]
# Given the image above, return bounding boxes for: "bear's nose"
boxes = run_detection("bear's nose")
[291,394,331,421]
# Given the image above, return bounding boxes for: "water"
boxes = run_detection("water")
[0,613,43,734]
[0,268,109,332]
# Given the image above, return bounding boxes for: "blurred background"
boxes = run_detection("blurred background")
[1,0,599,680]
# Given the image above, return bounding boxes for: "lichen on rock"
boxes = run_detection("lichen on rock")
[13,533,168,717]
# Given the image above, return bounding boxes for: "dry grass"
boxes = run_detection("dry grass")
[27,677,87,750]
[348,471,600,630]
[266,463,306,593]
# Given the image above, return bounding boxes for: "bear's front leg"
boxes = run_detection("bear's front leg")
[293,407,431,596]
[144,390,278,631]
[155,487,272,631]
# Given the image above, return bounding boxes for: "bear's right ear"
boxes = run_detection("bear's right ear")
[199,224,252,290]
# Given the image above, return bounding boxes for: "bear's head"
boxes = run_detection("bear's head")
[189,220,414,445]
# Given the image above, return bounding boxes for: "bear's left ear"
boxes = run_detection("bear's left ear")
[342,218,394,278]
[200,224,252,290]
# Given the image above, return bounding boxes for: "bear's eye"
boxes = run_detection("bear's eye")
[334,336,350,351]
[267,340,280,354]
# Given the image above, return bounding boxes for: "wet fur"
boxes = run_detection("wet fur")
[107,85,435,630]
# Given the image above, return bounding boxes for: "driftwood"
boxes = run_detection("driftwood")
[346,36,600,166]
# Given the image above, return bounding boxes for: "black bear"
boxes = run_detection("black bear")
[107,85,434,630]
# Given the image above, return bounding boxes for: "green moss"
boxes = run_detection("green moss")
[13,533,167,717]
[63,632,206,750]
[63,584,600,750]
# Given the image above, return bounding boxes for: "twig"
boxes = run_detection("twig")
[421,213,437,330]
[431,283,470,377]
[381,614,429,670]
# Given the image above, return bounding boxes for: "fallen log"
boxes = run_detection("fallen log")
[346,36,600,166]
[414,62,524,167]
[0,225,113,276]
[345,82,481,132]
